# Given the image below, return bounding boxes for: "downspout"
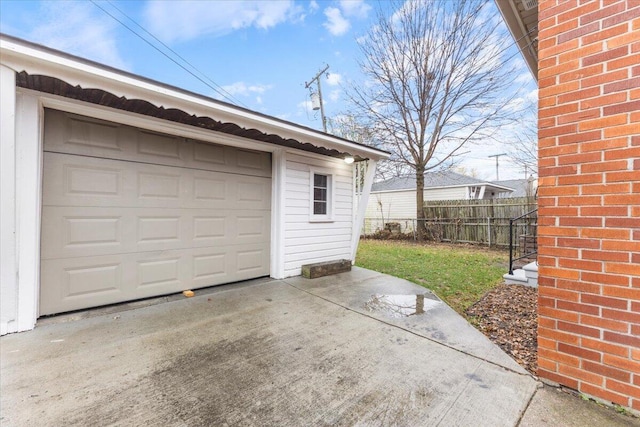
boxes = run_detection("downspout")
[350,159,377,261]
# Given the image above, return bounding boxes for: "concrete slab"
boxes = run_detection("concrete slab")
[520,385,640,427]
[285,267,528,373]
[1,269,539,426]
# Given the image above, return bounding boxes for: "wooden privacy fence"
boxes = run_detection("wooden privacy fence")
[362,197,537,248]
[421,197,537,247]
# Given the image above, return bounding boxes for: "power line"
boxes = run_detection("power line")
[90,0,248,108]
[488,153,507,180]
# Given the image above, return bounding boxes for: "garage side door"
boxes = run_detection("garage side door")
[40,109,271,315]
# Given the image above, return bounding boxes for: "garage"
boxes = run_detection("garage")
[39,109,271,315]
[2,34,389,333]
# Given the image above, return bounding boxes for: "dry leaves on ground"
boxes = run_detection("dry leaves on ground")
[466,283,538,375]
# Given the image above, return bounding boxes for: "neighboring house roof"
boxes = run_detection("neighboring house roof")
[372,170,514,193]
[0,33,389,162]
[492,179,536,198]
[494,0,539,80]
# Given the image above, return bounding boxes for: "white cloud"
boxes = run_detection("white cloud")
[339,0,371,18]
[221,82,273,97]
[324,1,370,37]
[326,73,342,86]
[256,96,263,105]
[329,89,341,102]
[309,1,320,12]
[29,1,128,69]
[323,7,350,36]
[526,89,539,103]
[515,72,533,84]
[144,0,300,42]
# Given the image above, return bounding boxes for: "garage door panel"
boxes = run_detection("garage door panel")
[137,172,182,200]
[193,252,228,282]
[42,153,127,206]
[237,248,269,273]
[137,130,182,160]
[44,109,271,178]
[42,207,270,259]
[193,176,227,201]
[190,141,233,171]
[41,208,125,259]
[40,255,128,315]
[44,152,271,210]
[41,243,269,315]
[192,170,270,210]
[236,178,271,208]
[190,243,270,288]
[137,256,182,289]
[236,148,271,173]
[41,111,271,316]
[65,113,125,152]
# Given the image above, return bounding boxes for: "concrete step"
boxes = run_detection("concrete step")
[503,269,528,286]
[523,262,538,287]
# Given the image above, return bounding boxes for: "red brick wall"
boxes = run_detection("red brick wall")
[537,0,640,412]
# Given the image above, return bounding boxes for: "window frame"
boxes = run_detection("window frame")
[309,169,335,222]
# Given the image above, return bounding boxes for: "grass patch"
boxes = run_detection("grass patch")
[355,240,509,314]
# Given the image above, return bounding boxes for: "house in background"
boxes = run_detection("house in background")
[0,34,388,335]
[497,0,640,414]
[364,170,515,232]
[492,177,538,198]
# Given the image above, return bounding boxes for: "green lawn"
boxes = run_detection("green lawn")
[355,240,509,314]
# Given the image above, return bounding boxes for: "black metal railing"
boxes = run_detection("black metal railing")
[508,209,538,274]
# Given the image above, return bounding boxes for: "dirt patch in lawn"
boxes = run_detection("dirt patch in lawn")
[466,283,538,375]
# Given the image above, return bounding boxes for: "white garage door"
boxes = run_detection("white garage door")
[40,109,271,315]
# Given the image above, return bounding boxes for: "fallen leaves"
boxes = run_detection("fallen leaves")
[466,283,538,375]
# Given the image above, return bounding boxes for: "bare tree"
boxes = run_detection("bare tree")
[328,114,409,181]
[349,0,522,238]
[507,103,538,178]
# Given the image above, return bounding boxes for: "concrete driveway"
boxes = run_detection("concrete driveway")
[1,267,538,426]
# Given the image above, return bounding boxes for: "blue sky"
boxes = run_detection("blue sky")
[0,0,537,180]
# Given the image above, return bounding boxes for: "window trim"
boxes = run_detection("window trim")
[309,168,335,222]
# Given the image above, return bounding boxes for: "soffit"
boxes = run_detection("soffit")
[494,0,539,80]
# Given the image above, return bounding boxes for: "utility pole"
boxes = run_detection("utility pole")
[488,153,507,180]
[305,64,329,132]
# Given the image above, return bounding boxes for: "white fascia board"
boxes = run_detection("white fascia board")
[0,36,390,161]
[493,0,538,81]
[372,182,518,194]
[483,183,516,192]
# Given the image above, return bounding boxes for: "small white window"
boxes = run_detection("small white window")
[310,170,334,222]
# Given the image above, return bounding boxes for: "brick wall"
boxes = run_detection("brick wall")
[537,0,640,412]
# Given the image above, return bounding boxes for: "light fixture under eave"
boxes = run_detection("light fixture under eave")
[344,156,355,164]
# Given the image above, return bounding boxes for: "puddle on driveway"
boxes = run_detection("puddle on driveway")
[364,294,441,318]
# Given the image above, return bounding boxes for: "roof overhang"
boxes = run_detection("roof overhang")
[483,183,516,193]
[494,0,538,81]
[1,34,390,161]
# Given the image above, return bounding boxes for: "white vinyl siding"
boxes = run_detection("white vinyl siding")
[365,191,416,220]
[425,187,468,200]
[365,186,471,227]
[283,151,353,277]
